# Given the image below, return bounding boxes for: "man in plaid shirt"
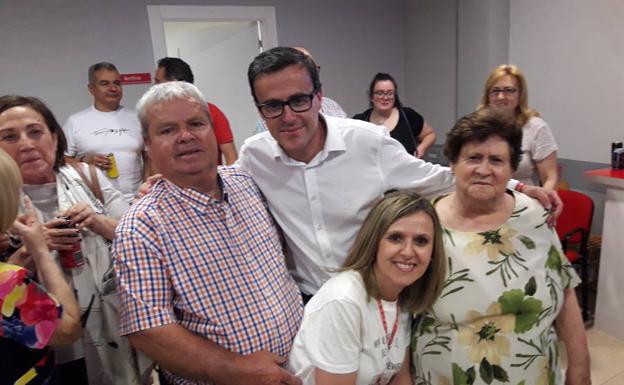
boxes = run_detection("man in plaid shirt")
[113,81,303,385]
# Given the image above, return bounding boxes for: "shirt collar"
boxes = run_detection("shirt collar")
[269,113,346,166]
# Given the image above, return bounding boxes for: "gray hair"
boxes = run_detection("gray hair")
[135,81,211,138]
[88,62,118,84]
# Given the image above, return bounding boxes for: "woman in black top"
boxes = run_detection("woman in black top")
[353,73,436,158]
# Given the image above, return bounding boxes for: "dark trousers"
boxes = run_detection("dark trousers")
[49,358,88,385]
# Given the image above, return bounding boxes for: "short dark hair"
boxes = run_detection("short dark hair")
[247,47,322,103]
[443,108,523,171]
[368,72,402,108]
[157,57,194,84]
[88,62,118,84]
[0,95,67,171]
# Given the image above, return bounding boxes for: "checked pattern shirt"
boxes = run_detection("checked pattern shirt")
[113,166,303,385]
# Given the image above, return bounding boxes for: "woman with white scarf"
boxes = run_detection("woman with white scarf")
[0,95,151,385]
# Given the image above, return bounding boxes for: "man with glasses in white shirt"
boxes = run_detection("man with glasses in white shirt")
[238,47,561,303]
[252,47,346,135]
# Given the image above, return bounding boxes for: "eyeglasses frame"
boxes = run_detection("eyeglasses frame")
[256,88,319,119]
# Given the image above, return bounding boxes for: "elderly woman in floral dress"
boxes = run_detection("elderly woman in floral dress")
[411,108,590,385]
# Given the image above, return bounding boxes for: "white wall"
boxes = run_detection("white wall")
[510,0,624,164]
[404,0,510,141]
[0,1,155,123]
[404,0,458,137]
[407,0,622,166]
[0,0,407,129]
[269,0,407,116]
[3,0,617,162]
[456,0,510,118]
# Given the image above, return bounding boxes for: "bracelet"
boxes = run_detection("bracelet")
[516,182,525,192]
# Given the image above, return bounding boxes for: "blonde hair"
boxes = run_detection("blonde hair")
[0,149,22,233]
[341,190,446,314]
[478,64,539,128]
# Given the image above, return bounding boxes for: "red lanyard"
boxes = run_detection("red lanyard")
[376,298,400,385]
[376,298,400,351]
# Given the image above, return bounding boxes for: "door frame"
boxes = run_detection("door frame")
[146,5,278,62]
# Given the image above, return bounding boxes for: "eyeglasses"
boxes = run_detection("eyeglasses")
[489,87,518,96]
[256,90,318,119]
[373,90,395,99]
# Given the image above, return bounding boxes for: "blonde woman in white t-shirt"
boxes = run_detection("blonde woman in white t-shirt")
[287,190,447,385]
[478,64,559,190]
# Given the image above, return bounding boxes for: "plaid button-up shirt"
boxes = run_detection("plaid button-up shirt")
[113,167,303,385]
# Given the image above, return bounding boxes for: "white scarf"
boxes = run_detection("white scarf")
[56,165,113,294]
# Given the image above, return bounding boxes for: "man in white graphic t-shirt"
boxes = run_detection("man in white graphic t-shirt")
[63,62,147,202]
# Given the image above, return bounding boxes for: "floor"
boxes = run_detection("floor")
[582,327,624,385]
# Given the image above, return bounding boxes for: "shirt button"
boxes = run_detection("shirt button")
[316,224,322,230]
[311,195,316,201]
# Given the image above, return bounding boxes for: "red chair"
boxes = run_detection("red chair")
[555,189,594,321]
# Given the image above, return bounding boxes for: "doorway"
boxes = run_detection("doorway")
[147,5,278,145]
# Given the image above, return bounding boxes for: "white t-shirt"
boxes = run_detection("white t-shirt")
[513,116,558,186]
[63,106,144,202]
[287,270,410,385]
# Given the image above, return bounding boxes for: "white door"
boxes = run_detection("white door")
[147,5,278,146]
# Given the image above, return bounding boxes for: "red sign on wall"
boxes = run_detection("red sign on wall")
[120,73,152,85]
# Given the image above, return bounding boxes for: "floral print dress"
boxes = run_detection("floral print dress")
[412,191,580,385]
[0,262,62,385]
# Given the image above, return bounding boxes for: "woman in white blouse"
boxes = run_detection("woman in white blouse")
[478,64,559,190]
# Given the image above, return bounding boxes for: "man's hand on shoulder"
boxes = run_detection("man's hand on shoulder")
[226,351,301,385]
[521,185,562,226]
[135,173,162,201]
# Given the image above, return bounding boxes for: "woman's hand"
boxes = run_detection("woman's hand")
[62,203,119,241]
[12,197,82,346]
[43,217,81,251]
[10,196,51,260]
[415,121,436,159]
[63,202,99,231]
[82,152,112,171]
